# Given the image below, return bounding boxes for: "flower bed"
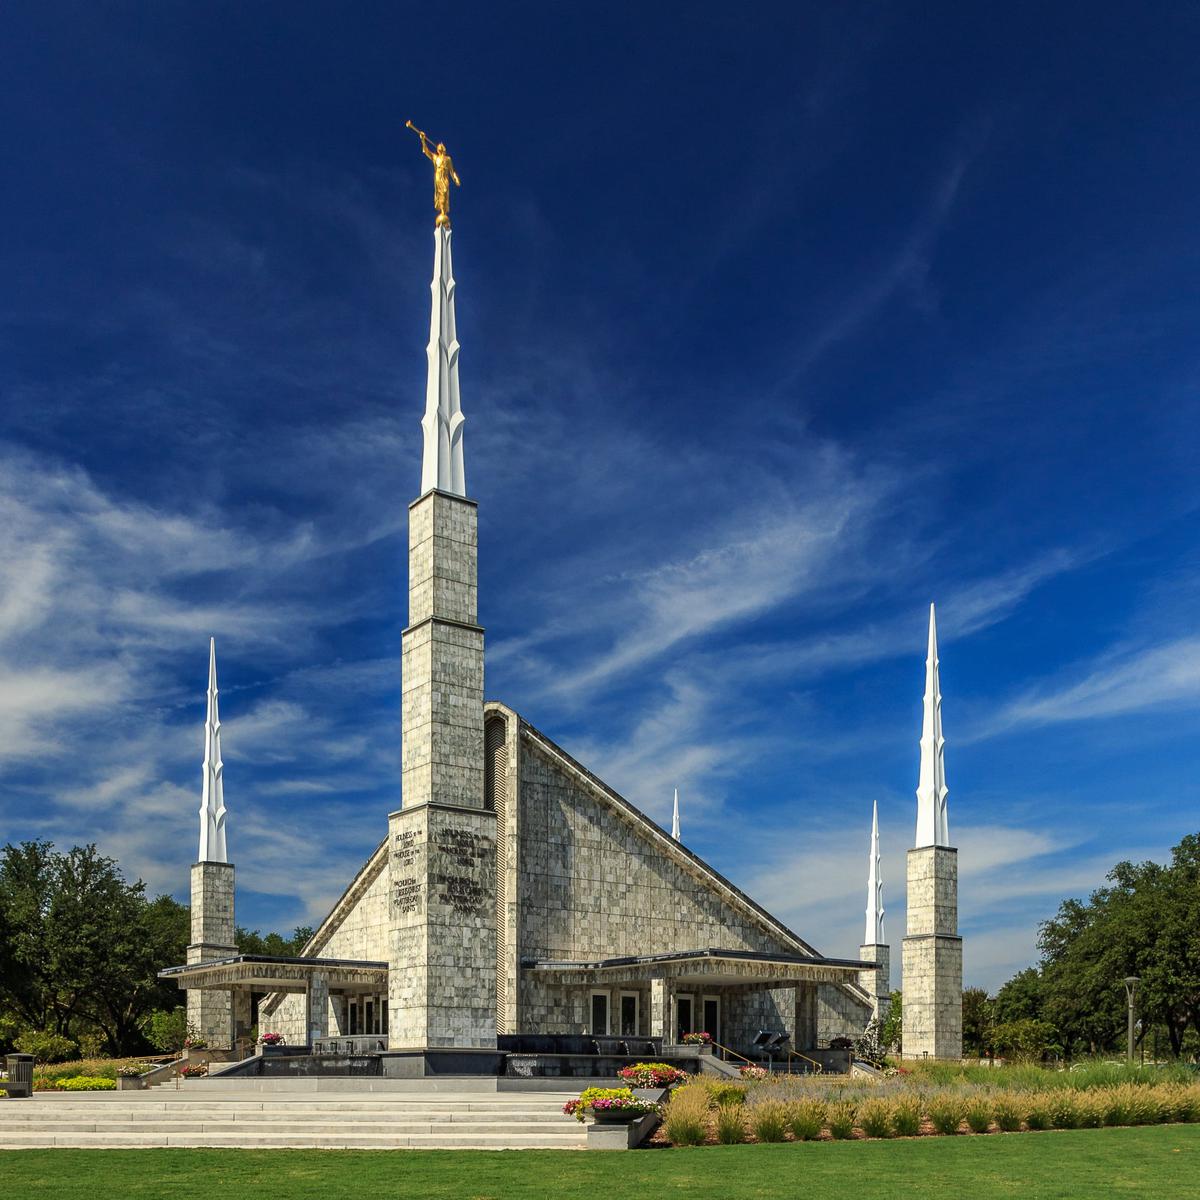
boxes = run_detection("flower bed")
[681,1032,712,1046]
[618,1062,688,1088]
[258,1032,284,1046]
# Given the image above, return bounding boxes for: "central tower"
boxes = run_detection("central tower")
[387,158,497,1050]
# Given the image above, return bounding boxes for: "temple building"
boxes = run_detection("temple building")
[162,179,963,1071]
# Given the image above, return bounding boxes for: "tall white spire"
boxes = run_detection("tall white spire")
[865,800,885,944]
[197,637,227,863]
[914,603,949,848]
[671,788,681,841]
[420,226,466,497]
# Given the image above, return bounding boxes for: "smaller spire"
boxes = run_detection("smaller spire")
[865,800,885,944]
[671,788,681,841]
[197,638,227,863]
[914,602,950,848]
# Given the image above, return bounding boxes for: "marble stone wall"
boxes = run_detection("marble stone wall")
[902,846,963,1059]
[858,943,891,1021]
[387,803,497,1048]
[187,862,236,1048]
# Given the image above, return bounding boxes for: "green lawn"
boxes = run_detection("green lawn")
[6,1126,1200,1199]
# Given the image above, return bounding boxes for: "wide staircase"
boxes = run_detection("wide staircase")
[0,1087,587,1149]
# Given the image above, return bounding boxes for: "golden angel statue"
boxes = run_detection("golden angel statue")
[406,121,461,227]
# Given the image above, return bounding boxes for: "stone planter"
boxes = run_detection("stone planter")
[592,1109,640,1124]
[116,1075,145,1091]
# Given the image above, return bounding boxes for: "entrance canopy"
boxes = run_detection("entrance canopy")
[522,947,870,989]
[159,954,387,994]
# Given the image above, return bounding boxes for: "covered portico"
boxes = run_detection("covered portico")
[159,954,389,1050]
[523,947,873,1058]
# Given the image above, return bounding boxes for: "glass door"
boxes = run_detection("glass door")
[702,995,721,1045]
[590,991,610,1035]
[675,994,694,1042]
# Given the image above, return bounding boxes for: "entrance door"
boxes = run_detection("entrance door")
[619,992,639,1037]
[702,995,721,1045]
[590,991,610,1035]
[675,994,694,1042]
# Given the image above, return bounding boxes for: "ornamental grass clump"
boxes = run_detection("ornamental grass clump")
[787,1097,825,1141]
[827,1099,857,1140]
[1022,1095,1051,1131]
[749,1100,790,1143]
[964,1098,992,1134]
[1161,1083,1200,1124]
[703,1080,746,1107]
[1048,1090,1081,1129]
[715,1103,746,1144]
[857,1097,894,1139]
[891,1096,922,1137]
[926,1096,964,1135]
[1074,1091,1104,1128]
[663,1083,710,1146]
[992,1093,1023,1132]
[1127,1085,1166,1126]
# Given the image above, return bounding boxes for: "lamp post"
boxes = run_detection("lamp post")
[1123,976,1140,1066]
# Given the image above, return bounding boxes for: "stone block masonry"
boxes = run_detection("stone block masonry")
[858,943,891,1022]
[187,861,236,1048]
[902,846,962,1059]
[401,490,485,812]
[388,803,497,1048]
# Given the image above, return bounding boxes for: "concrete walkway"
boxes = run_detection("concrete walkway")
[0,1086,586,1149]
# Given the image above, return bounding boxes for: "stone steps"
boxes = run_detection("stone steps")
[0,1091,586,1150]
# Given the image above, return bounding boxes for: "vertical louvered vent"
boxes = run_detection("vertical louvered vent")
[486,715,510,1032]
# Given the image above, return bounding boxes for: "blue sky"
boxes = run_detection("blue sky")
[1,3,1197,991]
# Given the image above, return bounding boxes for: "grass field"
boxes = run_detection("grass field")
[6,1125,1200,1199]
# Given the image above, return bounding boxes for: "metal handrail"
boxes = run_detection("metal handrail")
[786,1049,823,1075]
[709,1039,755,1068]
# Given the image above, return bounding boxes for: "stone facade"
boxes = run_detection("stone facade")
[858,943,891,1022]
[401,490,484,812]
[187,861,237,1048]
[387,802,497,1047]
[902,846,962,1059]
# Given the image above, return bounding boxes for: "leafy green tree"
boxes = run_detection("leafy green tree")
[961,986,992,1056]
[237,926,315,956]
[879,991,902,1053]
[990,1018,1058,1062]
[991,967,1044,1026]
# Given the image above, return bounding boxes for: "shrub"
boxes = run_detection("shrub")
[992,1093,1023,1132]
[145,1008,189,1054]
[56,1076,116,1091]
[858,1097,893,1138]
[964,1098,992,1134]
[827,1099,857,1140]
[704,1081,746,1108]
[749,1100,790,1143]
[927,1096,964,1135]
[787,1097,826,1141]
[1048,1091,1080,1129]
[715,1103,747,1144]
[14,1031,79,1063]
[891,1096,922,1137]
[664,1084,709,1146]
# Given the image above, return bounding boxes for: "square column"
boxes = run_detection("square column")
[902,846,962,1059]
[858,943,891,1022]
[186,861,237,1049]
[307,973,330,1044]
[649,976,669,1042]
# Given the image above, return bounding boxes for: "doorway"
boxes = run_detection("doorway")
[590,991,610,1035]
[618,992,640,1037]
[702,994,721,1045]
[675,994,695,1042]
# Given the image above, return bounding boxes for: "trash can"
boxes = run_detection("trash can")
[3,1054,34,1099]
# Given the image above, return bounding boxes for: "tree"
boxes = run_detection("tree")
[991,967,1044,1026]
[237,926,314,957]
[961,986,992,1057]
[991,1018,1058,1063]
[879,991,902,1053]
